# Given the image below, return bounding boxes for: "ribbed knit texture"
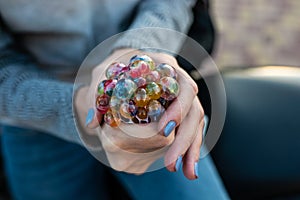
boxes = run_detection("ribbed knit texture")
[113,0,196,53]
[0,0,196,147]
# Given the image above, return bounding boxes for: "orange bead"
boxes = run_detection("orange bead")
[134,88,150,107]
[104,109,120,127]
[137,107,148,120]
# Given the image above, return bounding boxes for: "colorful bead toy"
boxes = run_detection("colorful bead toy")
[96,54,180,127]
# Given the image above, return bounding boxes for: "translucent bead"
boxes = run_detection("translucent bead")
[145,70,160,83]
[104,79,117,96]
[97,80,106,95]
[156,63,177,79]
[119,101,133,123]
[105,62,127,79]
[109,95,122,113]
[136,107,148,120]
[130,60,150,76]
[134,88,150,107]
[104,109,120,127]
[113,78,137,100]
[126,67,141,79]
[146,82,161,100]
[130,55,155,70]
[96,94,110,114]
[133,77,147,88]
[160,77,180,101]
[147,100,165,122]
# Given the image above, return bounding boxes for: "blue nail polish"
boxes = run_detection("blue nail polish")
[194,162,199,178]
[85,108,94,127]
[164,121,176,137]
[175,155,182,171]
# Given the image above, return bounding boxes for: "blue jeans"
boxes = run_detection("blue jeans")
[1,126,229,200]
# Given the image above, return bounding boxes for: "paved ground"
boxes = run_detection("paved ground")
[210,0,300,69]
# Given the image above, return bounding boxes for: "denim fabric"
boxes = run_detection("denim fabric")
[1,126,229,200]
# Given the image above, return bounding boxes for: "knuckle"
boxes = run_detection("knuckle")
[190,81,199,94]
[199,105,204,116]
[194,98,204,118]
[197,105,204,119]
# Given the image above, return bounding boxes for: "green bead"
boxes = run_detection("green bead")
[97,80,106,95]
[160,77,180,101]
[146,82,161,100]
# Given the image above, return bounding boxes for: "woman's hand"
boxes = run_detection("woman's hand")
[75,48,205,179]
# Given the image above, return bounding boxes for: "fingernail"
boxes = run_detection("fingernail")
[175,155,182,171]
[85,108,95,127]
[164,121,176,137]
[194,162,199,178]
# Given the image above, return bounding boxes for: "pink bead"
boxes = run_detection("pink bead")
[126,67,141,79]
[137,61,151,75]
[104,79,117,96]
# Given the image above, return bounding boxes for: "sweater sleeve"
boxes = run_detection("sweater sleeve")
[112,0,197,53]
[0,21,83,145]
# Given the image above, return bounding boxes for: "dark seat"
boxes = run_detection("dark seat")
[212,66,300,199]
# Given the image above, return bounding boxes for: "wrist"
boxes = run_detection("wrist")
[74,86,89,130]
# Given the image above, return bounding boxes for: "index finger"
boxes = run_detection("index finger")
[158,67,198,137]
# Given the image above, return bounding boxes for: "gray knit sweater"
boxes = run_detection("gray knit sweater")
[0,0,196,146]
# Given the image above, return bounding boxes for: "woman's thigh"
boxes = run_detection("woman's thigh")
[1,126,109,200]
[112,155,230,200]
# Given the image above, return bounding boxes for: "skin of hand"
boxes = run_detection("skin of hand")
[75,48,204,179]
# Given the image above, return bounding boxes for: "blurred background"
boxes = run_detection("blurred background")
[211,0,300,68]
[1,0,300,199]
[208,0,300,199]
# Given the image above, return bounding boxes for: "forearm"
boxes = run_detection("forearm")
[0,62,82,145]
[0,25,82,145]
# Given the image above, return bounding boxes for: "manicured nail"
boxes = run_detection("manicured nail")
[175,155,182,171]
[194,162,199,178]
[85,108,94,127]
[164,121,176,137]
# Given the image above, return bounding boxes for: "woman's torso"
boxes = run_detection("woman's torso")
[0,0,139,76]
